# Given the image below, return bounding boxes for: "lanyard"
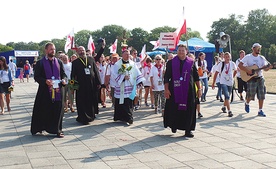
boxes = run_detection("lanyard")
[225,63,230,74]
[79,57,87,67]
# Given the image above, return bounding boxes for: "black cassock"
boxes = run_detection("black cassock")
[163,59,199,133]
[71,57,101,124]
[31,58,66,135]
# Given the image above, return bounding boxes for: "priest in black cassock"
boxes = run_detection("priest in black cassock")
[163,44,202,138]
[31,42,67,138]
[71,46,101,125]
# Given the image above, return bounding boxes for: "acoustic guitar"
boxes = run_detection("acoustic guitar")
[240,64,273,82]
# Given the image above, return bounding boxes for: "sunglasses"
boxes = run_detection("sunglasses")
[156,59,161,60]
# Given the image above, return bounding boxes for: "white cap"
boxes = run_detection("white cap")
[252,43,262,48]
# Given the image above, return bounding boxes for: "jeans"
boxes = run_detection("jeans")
[200,78,208,100]
[216,82,222,99]
[221,84,232,100]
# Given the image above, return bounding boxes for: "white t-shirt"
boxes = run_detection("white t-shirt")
[98,63,107,85]
[149,65,165,91]
[216,61,237,86]
[8,62,17,72]
[240,54,268,77]
[141,64,153,86]
[63,62,72,80]
[195,60,208,79]
[211,63,220,83]
[105,64,116,88]
[235,58,242,78]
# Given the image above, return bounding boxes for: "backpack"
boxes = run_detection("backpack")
[24,64,29,70]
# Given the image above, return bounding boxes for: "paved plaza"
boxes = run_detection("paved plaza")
[1,78,276,169]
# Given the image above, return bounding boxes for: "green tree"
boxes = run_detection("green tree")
[128,28,149,52]
[0,44,13,53]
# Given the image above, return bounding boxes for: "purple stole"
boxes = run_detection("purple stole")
[172,56,193,110]
[43,57,61,101]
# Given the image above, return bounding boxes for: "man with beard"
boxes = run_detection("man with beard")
[163,44,202,138]
[238,43,273,117]
[31,42,67,138]
[71,46,101,125]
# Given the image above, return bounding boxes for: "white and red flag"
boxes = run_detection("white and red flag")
[140,44,146,60]
[174,7,187,48]
[109,39,118,53]
[64,29,74,53]
[87,35,96,53]
[150,40,160,50]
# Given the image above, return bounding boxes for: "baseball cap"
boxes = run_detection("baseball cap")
[252,43,262,48]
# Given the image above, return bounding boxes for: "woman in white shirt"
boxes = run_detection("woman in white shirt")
[150,55,165,114]
[141,57,154,108]
[195,52,209,102]
[0,56,14,114]
[98,54,107,108]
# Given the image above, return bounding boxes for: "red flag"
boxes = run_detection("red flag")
[87,35,95,53]
[174,7,187,49]
[109,39,117,53]
[150,40,160,50]
[64,29,74,53]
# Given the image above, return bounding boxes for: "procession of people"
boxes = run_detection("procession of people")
[1,40,272,139]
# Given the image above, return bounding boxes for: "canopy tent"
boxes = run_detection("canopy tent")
[153,38,220,71]
[146,50,166,57]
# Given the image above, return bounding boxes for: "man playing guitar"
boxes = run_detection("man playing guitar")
[238,43,273,117]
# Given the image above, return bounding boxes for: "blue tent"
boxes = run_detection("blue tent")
[152,38,223,70]
[146,50,166,57]
[179,37,216,53]
[178,38,217,71]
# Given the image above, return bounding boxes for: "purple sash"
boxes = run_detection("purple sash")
[43,57,61,101]
[172,56,193,110]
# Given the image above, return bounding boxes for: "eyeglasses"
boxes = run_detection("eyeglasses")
[133,53,137,54]
[156,59,161,60]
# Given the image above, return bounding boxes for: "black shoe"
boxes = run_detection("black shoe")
[198,113,203,118]
[228,111,233,117]
[216,96,219,100]
[185,131,194,138]
[171,128,177,133]
[127,119,133,125]
[220,99,224,102]
[221,107,227,113]
[240,96,244,101]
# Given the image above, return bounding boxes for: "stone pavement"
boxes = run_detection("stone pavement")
[1,78,276,169]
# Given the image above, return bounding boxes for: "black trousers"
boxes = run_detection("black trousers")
[237,77,247,93]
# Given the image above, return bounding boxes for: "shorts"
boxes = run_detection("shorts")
[246,77,265,100]
[0,82,11,94]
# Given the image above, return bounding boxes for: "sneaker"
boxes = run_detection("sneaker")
[145,102,149,107]
[221,106,227,113]
[151,105,155,109]
[198,113,203,118]
[258,110,266,117]
[134,105,139,111]
[245,103,250,113]
[228,111,233,117]
[220,98,224,102]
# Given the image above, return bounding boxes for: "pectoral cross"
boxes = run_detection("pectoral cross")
[183,70,188,81]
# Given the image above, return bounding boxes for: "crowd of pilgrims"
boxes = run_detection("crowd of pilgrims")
[58,49,172,116]
[31,41,245,138]
[59,49,231,119]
